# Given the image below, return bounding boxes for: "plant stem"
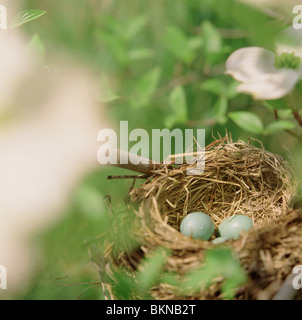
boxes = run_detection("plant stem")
[292,110,302,127]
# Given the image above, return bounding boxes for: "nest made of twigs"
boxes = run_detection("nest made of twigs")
[97,137,301,300]
[131,137,295,230]
[135,207,302,300]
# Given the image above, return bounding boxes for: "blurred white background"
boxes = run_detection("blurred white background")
[0,0,107,296]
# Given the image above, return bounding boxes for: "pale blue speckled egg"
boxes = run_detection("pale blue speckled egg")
[180,212,215,240]
[217,215,253,239]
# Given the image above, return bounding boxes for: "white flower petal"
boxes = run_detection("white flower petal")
[225,47,276,82]
[236,68,300,100]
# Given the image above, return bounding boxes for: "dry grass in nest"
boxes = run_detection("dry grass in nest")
[131,137,295,231]
[97,136,300,300]
[234,208,302,300]
[145,208,302,300]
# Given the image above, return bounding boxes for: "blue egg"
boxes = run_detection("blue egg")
[217,215,253,239]
[180,212,215,240]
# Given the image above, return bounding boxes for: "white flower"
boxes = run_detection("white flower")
[225,27,302,100]
[0,30,108,296]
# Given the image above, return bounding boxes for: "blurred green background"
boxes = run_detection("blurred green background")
[15,0,301,299]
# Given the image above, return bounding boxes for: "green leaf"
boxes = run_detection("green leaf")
[128,48,154,61]
[201,20,222,54]
[97,88,120,103]
[204,248,244,279]
[263,98,287,110]
[160,272,180,287]
[113,271,138,300]
[188,36,203,51]
[26,34,45,64]
[164,86,188,128]
[74,184,105,220]
[201,78,227,96]
[11,9,46,28]
[201,79,238,100]
[123,15,148,41]
[136,247,171,291]
[169,86,187,116]
[98,30,128,65]
[221,272,246,300]
[277,109,294,119]
[163,26,195,64]
[263,120,295,135]
[214,0,278,48]
[131,67,161,108]
[228,111,264,134]
[182,248,247,299]
[226,80,240,99]
[182,269,210,293]
[213,96,228,125]
[99,15,147,42]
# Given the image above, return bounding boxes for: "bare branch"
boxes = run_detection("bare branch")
[109,149,163,176]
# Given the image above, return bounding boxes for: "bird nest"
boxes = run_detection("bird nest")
[95,137,301,300]
[131,138,294,229]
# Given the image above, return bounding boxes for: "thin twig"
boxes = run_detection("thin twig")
[107,174,148,180]
[109,149,162,175]
[293,111,302,127]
